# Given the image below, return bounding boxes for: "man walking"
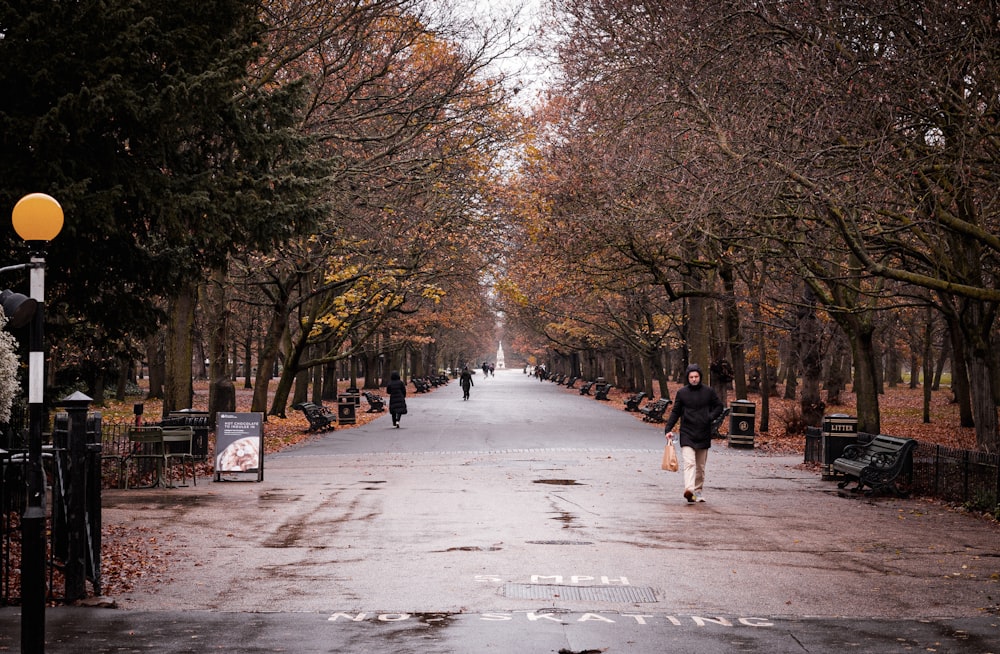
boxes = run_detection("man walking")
[664,363,724,503]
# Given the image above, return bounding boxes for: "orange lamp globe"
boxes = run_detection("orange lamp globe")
[12,193,64,242]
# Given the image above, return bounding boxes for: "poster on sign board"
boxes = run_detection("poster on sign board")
[214,412,264,481]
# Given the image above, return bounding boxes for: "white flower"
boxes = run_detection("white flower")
[0,313,23,424]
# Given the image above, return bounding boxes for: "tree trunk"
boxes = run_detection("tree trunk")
[847,324,881,435]
[206,266,236,425]
[747,262,770,432]
[114,357,128,401]
[243,328,253,389]
[145,333,164,400]
[940,305,975,427]
[322,361,338,401]
[251,289,291,416]
[308,357,321,404]
[269,319,310,418]
[783,331,798,401]
[655,348,670,399]
[959,301,999,453]
[720,262,747,400]
[89,372,106,409]
[968,356,999,453]
[643,346,662,398]
[886,328,901,388]
[932,332,949,391]
[922,306,933,423]
[163,283,196,416]
[230,340,238,382]
[362,348,380,389]
[687,292,710,371]
[797,287,825,427]
[825,331,848,406]
[427,341,439,375]
[350,354,360,390]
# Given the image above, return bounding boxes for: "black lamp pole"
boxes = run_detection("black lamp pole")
[22,254,47,654]
[11,193,63,654]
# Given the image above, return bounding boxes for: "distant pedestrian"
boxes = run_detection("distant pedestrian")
[460,366,474,400]
[386,371,407,428]
[489,363,495,377]
[664,363,724,503]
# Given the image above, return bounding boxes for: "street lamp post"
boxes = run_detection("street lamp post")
[11,193,63,654]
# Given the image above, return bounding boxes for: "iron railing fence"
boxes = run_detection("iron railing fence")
[805,427,999,512]
[911,443,1000,512]
[1,447,104,605]
[1,409,106,606]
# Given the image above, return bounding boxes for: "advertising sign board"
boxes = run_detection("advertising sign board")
[214,412,264,481]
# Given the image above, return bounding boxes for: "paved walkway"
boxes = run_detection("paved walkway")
[2,369,998,652]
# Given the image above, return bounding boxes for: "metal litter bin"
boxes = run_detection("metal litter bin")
[164,410,211,460]
[728,400,756,448]
[346,386,361,406]
[338,395,357,425]
[821,414,858,480]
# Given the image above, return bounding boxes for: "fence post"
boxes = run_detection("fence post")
[85,409,102,594]
[963,449,970,502]
[993,453,1000,516]
[60,392,93,602]
[934,444,941,495]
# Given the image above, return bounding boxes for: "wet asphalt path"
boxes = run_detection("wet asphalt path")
[1,368,998,652]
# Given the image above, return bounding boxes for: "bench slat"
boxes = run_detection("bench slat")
[832,434,916,496]
[363,392,386,413]
[292,402,337,432]
[640,399,671,423]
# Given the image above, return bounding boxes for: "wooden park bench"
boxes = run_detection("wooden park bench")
[363,392,386,413]
[623,392,646,411]
[594,382,612,400]
[832,434,917,496]
[292,401,336,432]
[566,377,578,389]
[578,381,595,395]
[640,398,671,423]
[412,378,432,393]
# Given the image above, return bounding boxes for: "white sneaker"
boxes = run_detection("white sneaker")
[694,493,706,503]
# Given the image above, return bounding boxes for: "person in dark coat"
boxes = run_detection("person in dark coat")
[386,371,407,428]
[664,363,724,503]
[459,366,474,400]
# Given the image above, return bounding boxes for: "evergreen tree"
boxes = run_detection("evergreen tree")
[0,0,327,393]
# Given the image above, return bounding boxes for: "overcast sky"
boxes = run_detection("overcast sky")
[448,0,554,105]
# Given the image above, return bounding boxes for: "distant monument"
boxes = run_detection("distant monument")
[496,341,505,369]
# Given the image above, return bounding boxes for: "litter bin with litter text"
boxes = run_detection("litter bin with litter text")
[728,400,756,448]
[821,413,858,480]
